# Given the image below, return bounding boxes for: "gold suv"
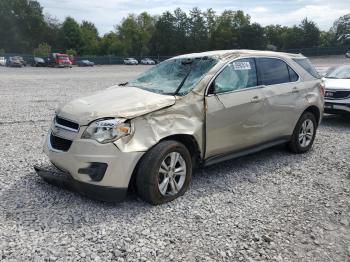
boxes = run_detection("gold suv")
[35,50,324,205]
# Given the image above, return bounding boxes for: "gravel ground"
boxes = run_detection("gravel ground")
[1,58,350,262]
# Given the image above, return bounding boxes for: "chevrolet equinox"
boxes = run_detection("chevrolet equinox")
[35,50,324,205]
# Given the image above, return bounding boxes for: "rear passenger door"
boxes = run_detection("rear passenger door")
[256,57,301,140]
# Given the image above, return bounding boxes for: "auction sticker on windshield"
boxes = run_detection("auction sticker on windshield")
[232,61,251,70]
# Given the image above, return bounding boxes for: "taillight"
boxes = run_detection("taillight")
[319,80,325,97]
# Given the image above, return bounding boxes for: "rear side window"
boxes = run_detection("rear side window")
[213,58,257,94]
[293,58,320,78]
[257,58,291,85]
[288,66,299,82]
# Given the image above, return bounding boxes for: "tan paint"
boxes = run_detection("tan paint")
[45,50,323,189]
[56,86,176,125]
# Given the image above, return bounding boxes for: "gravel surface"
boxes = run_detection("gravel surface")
[1,59,350,261]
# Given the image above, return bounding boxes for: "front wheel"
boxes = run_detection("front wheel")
[136,140,192,205]
[288,112,317,154]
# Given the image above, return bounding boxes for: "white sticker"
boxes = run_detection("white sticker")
[232,61,251,70]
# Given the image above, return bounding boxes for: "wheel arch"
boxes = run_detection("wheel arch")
[303,105,321,126]
[127,134,202,192]
[159,134,202,169]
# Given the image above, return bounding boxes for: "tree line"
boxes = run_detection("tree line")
[0,0,349,57]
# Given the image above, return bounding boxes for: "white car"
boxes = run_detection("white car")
[141,58,155,65]
[0,57,6,66]
[324,64,350,115]
[124,58,138,65]
[345,51,350,58]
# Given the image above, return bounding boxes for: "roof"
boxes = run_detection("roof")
[171,49,305,60]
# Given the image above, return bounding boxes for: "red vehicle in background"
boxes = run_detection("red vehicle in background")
[46,53,72,68]
[69,55,76,65]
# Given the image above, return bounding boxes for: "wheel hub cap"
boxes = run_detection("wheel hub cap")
[158,152,186,196]
[298,119,314,148]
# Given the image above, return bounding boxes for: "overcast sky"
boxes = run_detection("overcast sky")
[38,0,350,35]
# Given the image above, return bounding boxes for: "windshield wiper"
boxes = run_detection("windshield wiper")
[118,82,128,86]
[174,61,193,95]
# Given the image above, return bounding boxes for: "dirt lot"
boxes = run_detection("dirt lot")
[0,56,349,262]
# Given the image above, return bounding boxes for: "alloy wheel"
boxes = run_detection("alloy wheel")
[298,119,314,148]
[158,152,186,196]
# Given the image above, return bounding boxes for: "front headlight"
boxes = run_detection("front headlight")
[82,118,131,144]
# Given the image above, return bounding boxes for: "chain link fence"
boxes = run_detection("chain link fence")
[0,53,173,65]
[2,46,350,66]
[284,46,350,56]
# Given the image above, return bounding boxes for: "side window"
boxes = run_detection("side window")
[257,58,291,85]
[293,58,320,78]
[288,66,299,82]
[213,58,257,94]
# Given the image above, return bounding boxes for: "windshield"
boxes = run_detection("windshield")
[126,57,217,95]
[326,65,350,79]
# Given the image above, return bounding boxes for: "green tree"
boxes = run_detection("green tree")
[117,13,154,56]
[239,23,266,49]
[80,20,99,55]
[59,17,84,54]
[0,0,47,53]
[210,10,250,49]
[149,11,176,56]
[331,13,350,45]
[204,8,217,41]
[319,31,336,47]
[33,42,51,56]
[173,8,190,54]
[299,18,320,47]
[281,26,304,49]
[188,8,208,52]
[265,25,288,50]
[66,49,77,56]
[98,32,127,56]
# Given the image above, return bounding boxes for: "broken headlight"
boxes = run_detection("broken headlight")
[82,118,131,144]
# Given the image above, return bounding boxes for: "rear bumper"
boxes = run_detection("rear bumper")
[34,166,127,202]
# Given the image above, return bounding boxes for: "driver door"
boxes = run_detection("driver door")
[205,58,266,158]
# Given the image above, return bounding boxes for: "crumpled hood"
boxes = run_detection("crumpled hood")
[324,78,350,90]
[56,86,176,125]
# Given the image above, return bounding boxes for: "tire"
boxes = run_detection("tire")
[288,112,317,154]
[136,140,192,205]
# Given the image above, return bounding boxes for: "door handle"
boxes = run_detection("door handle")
[251,96,263,103]
[292,87,299,93]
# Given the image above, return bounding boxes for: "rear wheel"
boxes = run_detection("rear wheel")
[136,140,192,205]
[288,112,317,153]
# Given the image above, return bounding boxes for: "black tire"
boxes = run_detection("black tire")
[288,112,317,154]
[136,140,192,205]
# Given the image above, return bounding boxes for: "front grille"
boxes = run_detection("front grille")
[50,133,72,152]
[325,90,350,100]
[55,116,79,131]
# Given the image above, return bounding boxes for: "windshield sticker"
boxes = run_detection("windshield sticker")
[232,62,251,70]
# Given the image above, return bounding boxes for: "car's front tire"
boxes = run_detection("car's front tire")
[136,140,192,205]
[288,112,317,154]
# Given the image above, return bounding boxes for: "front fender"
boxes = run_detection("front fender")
[115,93,205,157]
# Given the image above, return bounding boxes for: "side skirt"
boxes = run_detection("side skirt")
[204,136,290,167]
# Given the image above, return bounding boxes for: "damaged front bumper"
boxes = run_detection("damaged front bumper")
[39,127,144,203]
[34,165,127,202]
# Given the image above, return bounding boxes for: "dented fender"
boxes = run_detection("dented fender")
[115,92,206,157]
